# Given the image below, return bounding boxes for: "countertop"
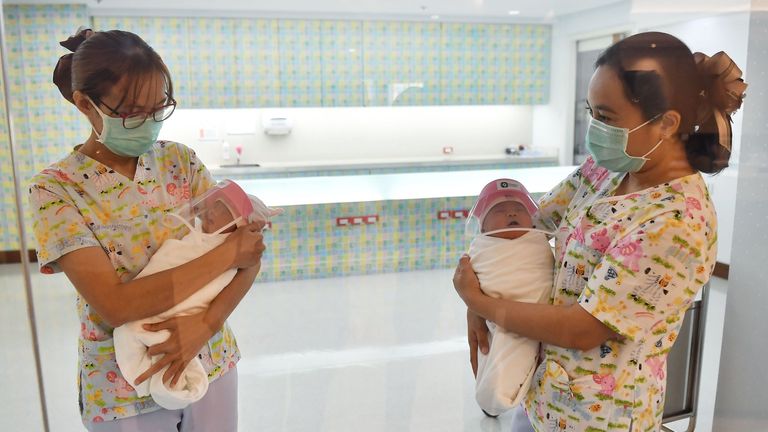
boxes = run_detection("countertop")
[237,165,578,206]
[210,154,558,176]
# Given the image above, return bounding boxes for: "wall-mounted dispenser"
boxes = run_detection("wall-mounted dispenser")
[261,112,293,136]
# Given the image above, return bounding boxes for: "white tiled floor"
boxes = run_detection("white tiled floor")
[0,265,728,431]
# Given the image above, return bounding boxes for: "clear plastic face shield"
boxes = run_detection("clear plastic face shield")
[465,179,556,240]
[163,180,282,237]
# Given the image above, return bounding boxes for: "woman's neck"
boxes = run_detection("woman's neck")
[614,138,697,196]
[78,132,138,180]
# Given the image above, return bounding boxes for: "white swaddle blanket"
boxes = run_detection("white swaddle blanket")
[468,231,554,416]
[113,231,237,410]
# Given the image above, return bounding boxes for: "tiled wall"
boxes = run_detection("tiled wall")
[257,196,477,282]
[1,4,89,251]
[91,16,551,108]
[321,21,364,107]
[440,23,550,105]
[92,16,287,109]
[258,192,548,282]
[0,34,10,250]
[1,6,551,252]
[363,21,442,106]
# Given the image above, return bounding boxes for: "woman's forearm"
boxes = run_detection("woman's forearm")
[468,294,615,350]
[205,264,260,331]
[114,242,236,325]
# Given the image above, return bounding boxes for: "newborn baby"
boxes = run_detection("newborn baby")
[467,179,555,417]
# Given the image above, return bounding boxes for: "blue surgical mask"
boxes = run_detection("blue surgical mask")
[585,115,663,172]
[88,98,163,157]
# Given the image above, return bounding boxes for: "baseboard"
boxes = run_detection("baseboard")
[0,249,37,264]
[712,261,729,280]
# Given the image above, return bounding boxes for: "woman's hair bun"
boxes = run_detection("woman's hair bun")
[52,26,93,103]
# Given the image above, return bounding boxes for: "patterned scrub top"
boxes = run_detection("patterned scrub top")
[28,141,241,424]
[523,157,717,432]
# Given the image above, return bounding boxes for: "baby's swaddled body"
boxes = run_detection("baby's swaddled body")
[468,231,554,416]
[113,231,236,410]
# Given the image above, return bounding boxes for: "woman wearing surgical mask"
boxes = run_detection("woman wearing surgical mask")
[28,28,265,431]
[453,32,745,432]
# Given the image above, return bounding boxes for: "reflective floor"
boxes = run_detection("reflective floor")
[0,265,727,431]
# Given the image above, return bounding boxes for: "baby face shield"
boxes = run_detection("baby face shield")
[164,180,282,235]
[465,178,556,239]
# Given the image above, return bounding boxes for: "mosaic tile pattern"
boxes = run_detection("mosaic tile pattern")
[256,197,477,282]
[278,19,323,107]
[1,5,89,251]
[93,16,283,109]
[440,23,551,105]
[362,21,442,106]
[89,16,551,108]
[257,190,545,282]
[2,9,552,251]
[232,18,281,107]
[320,20,364,106]
[0,37,12,251]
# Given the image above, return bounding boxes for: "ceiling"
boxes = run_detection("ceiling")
[15,0,627,21]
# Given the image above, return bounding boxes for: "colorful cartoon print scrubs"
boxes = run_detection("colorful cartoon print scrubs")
[28,141,241,424]
[523,157,717,432]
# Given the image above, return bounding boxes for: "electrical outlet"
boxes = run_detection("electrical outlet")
[336,215,379,227]
[437,210,469,220]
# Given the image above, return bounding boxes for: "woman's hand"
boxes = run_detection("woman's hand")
[454,255,490,376]
[452,254,484,308]
[467,309,490,377]
[134,311,218,387]
[224,221,266,269]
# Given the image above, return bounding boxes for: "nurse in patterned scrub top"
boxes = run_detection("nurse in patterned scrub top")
[28,28,266,431]
[453,32,746,432]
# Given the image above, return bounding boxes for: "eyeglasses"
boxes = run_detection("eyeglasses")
[94,96,177,129]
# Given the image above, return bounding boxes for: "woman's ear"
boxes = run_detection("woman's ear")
[659,110,682,138]
[72,90,94,117]
[73,90,101,133]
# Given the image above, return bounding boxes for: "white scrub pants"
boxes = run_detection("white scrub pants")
[84,368,237,432]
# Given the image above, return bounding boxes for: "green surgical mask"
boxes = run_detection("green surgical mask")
[88,98,163,157]
[585,115,662,172]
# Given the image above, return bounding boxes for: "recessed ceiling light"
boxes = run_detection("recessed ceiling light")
[430,15,440,20]
[508,10,521,15]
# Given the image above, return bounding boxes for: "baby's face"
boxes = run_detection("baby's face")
[201,201,237,234]
[481,201,533,239]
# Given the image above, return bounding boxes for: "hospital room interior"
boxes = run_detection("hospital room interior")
[0,0,766,431]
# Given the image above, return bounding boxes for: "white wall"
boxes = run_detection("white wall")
[159,105,537,167]
[713,9,768,428]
